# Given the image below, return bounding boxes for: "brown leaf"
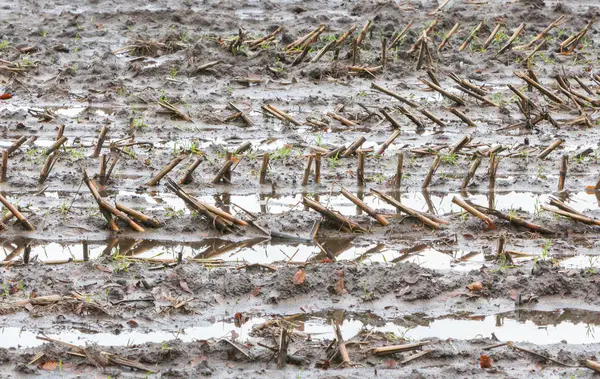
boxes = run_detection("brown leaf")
[40,361,58,371]
[180,281,193,294]
[127,319,139,328]
[251,287,261,297]
[293,269,306,285]
[480,354,493,368]
[96,265,113,273]
[467,281,483,291]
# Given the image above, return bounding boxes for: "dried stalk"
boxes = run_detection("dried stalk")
[147,155,186,186]
[115,203,161,228]
[158,99,192,122]
[498,23,525,54]
[0,193,35,231]
[179,156,203,184]
[452,196,495,229]
[93,126,108,158]
[302,197,366,232]
[459,21,483,51]
[537,139,563,160]
[340,186,389,226]
[420,78,464,105]
[422,155,441,189]
[438,22,460,51]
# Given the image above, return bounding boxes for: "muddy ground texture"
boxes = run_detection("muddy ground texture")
[2,0,600,377]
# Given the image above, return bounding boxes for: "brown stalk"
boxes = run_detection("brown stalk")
[514,71,564,104]
[438,22,460,51]
[459,21,483,51]
[380,108,402,129]
[158,99,192,122]
[179,156,203,184]
[537,138,563,160]
[340,186,388,226]
[115,203,161,228]
[541,205,600,226]
[45,136,67,155]
[212,159,234,184]
[356,20,372,47]
[398,106,424,128]
[376,130,401,156]
[449,107,476,127]
[422,155,441,189]
[166,179,233,232]
[0,193,35,231]
[373,341,432,356]
[498,23,525,54]
[39,152,58,184]
[420,78,464,105]
[371,81,419,108]
[0,151,7,183]
[327,112,358,127]
[389,20,414,49]
[265,104,301,125]
[462,157,481,190]
[93,126,108,158]
[357,152,364,186]
[7,136,27,156]
[302,155,314,186]
[449,134,472,154]
[452,196,495,229]
[228,102,253,126]
[334,322,351,367]
[247,26,283,49]
[418,108,446,127]
[314,152,321,184]
[302,196,366,232]
[336,25,357,48]
[147,155,186,186]
[514,15,564,50]
[196,60,223,71]
[393,152,404,189]
[482,23,502,49]
[558,154,568,191]
[465,200,554,234]
[455,85,499,106]
[342,136,366,157]
[259,153,270,184]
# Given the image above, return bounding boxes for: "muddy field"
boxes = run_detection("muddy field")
[1,0,600,377]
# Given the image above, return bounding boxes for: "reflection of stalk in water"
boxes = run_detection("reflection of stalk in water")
[352,244,386,263]
[390,244,428,263]
[194,238,267,260]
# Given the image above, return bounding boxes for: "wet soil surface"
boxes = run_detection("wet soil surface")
[2,0,600,377]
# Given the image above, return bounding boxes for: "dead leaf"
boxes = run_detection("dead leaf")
[480,354,493,368]
[127,319,139,328]
[467,281,483,291]
[180,281,193,294]
[293,269,306,285]
[96,265,112,273]
[40,361,58,371]
[251,287,261,297]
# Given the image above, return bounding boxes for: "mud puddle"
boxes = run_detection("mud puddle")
[3,308,599,349]
[103,189,600,217]
[4,237,600,271]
